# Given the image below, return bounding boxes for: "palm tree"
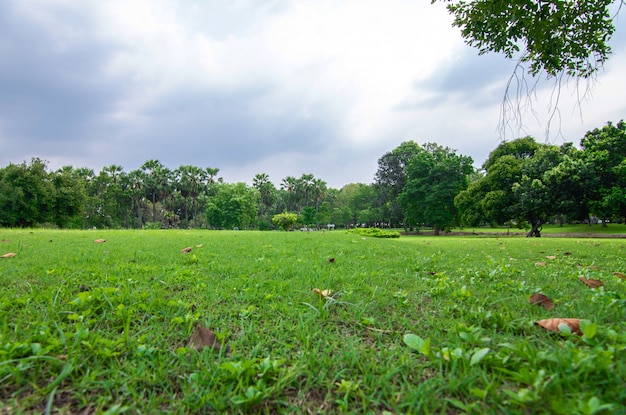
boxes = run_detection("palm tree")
[280,176,298,212]
[141,159,166,223]
[253,173,275,223]
[312,178,327,215]
[299,173,315,210]
[175,165,207,227]
[128,169,145,228]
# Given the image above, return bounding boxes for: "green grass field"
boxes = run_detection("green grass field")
[1,230,625,414]
[452,223,626,236]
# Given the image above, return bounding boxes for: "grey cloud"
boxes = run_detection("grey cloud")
[0,2,127,156]
[130,86,341,169]
[402,50,513,111]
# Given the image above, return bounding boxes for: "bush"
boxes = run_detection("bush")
[347,227,400,238]
[272,212,298,231]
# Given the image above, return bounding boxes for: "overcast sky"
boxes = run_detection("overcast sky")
[1,0,625,189]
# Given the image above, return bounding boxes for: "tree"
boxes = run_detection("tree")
[206,182,258,229]
[441,0,616,79]
[438,0,621,78]
[440,0,620,137]
[280,176,299,213]
[374,141,422,228]
[128,169,145,228]
[334,183,377,228]
[580,120,626,222]
[456,137,544,228]
[51,166,86,228]
[510,146,563,236]
[253,173,276,228]
[399,143,473,234]
[543,150,598,224]
[140,159,167,223]
[175,165,206,227]
[0,158,55,227]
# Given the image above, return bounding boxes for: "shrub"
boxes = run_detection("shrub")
[347,227,400,238]
[272,212,298,231]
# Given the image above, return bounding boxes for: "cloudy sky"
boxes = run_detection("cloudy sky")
[1,0,625,188]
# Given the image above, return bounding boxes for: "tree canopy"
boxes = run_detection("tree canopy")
[440,0,618,78]
[1,120,626,233]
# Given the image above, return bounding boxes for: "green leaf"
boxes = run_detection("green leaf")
[579,320,598,339]
[470,348,490,366]
[557,323,572,334]
[403,334,431,357]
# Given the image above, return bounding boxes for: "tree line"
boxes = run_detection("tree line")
[0,120,624,235]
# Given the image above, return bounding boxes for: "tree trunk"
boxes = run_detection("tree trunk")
[152,194,157,223]
[136,197,142,229]
[526,221,542,237]
[433,226,440,236]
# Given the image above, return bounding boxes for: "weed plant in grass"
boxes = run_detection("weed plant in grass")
[0,230,625,414]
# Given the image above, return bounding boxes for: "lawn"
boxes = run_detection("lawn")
[451,223,626,236]
[1,229,625,414]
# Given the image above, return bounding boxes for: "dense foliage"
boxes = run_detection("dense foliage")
[439,0,617,78]
[1,120,625,234]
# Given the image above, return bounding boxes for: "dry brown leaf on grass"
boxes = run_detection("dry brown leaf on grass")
[195,244,203,248]
[188,324,225,352]
[614,272,626,280]
[545,255,557,260]
[181,247,192,253]
[1,239,10,243]
[579,276,604,289]
[535,262,547,267]
[529,293,555,310]
[1,252,17,258]
[94,239,106,243]
[535,318,582,335]
[586,265,600,270]
[312,288,334,299]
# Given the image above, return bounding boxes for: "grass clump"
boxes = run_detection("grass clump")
[0,229,625,413]
[347,227,401,238]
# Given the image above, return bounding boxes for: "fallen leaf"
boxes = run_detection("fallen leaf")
[181,247,192,253]
[579,276,604,289]
[1,239,9,243]
[529,293,555,310]
[195,244,203,248]
[188,324,224,351]
[535,318,582,335]
[1,252,17,258]
[586,265,600,270]
[545,255,557,260]
[509,257,517,261]
[328,257,336,263]
[93,239,106,243]
[614,272,626,280]
[535,262,546,267]
[312,288,334,298]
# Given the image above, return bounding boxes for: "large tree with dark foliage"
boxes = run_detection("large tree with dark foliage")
[399,143,473,234]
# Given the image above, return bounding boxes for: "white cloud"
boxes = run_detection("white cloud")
[0,0,624,187]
